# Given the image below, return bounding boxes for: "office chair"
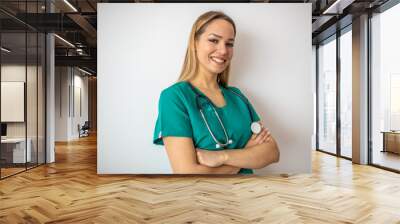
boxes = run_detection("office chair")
[79,121,90,138]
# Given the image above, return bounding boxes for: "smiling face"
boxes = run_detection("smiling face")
[195,19,235,77]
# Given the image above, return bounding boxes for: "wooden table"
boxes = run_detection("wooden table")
[381,131,400,154]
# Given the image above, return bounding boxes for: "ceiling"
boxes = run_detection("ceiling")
[0,0,392,75]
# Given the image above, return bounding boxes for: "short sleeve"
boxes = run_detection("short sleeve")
[229,86,261,122]
[247,99,260,122]
[153,89,193,145]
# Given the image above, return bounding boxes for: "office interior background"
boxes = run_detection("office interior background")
[0,0,400,223]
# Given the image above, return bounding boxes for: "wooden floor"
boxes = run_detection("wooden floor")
[1,135,400,223]
[0,167,26,178]
[373,150,400,171]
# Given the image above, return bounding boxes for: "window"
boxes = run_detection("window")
[340,28,352,158]
[371,3,400,171]
[318,36,337,154]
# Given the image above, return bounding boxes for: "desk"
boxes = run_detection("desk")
[381,131,400,154]
[1,138,31,163]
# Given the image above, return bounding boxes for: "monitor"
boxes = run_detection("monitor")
[1,123,7,137]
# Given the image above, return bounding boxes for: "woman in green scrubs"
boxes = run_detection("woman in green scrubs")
[153,11,279,174]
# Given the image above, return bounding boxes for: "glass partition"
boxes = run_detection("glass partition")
[371,3,400,171]
[0,1,46,179]
[27,31,38,169]
[317,36,337,154]
[1,31,28,177]
[339,28,352,158]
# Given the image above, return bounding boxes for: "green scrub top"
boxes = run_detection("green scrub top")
[153,81,260,174]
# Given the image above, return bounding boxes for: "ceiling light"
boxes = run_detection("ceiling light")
[78,67,93,76]
[1,47,11,53]
[322,0,354,14]
[54,34,75,48]
[63,0,78,12]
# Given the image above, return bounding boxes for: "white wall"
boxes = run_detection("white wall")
[55,67,69,141]
[1,64,27,122]
[1,82,24,122]
[55,67,89,141]
[98,3,313,174]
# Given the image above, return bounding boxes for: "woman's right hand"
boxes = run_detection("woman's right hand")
[245,127,271,148]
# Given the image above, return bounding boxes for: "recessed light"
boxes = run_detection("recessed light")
[63,0,78,12]
[78,67,93,76]
[1,47,11,53]
[54,34,75,48]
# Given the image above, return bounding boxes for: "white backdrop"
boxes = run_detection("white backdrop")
[98,3,312,174]
[1,82,25,122]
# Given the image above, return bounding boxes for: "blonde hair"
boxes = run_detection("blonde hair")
[177,11,236,87]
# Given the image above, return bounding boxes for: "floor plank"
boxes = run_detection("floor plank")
[0,134,399,223]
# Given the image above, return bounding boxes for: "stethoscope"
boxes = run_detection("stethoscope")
[187,82,262,149]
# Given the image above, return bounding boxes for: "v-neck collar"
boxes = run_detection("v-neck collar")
[186,81,228,109]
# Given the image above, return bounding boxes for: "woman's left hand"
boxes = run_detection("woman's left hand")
[196,149,227,167]
[245,126,271,148]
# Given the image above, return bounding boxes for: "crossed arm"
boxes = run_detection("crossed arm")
[163,125,280,174]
